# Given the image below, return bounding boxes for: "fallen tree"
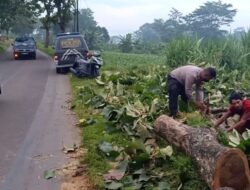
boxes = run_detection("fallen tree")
[155,115,250,190]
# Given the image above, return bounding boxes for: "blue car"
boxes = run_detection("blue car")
[12,36,36,60]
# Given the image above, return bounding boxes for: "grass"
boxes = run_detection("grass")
[70,76,131,189]
[70,52,167,189]
[37,42,54,57]
[0,39,11,53]
[102,51,166,71]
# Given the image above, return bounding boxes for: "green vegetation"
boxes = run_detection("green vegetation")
[0,39,10,53]
[70,52,209,189]
[37,42,54,57]
[0,0,249,189]
[69,31,250,189]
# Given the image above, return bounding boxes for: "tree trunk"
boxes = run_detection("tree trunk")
[45,27,50,48]
[155,115,250,190]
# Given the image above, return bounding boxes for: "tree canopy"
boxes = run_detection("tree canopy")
[135,1,237,43]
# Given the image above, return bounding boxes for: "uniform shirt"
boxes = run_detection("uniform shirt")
[169,65,204,102]
[229,99,250,121]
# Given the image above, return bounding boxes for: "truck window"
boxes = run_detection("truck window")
[59,38,82,49]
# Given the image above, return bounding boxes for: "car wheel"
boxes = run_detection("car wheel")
[56,68,61,74]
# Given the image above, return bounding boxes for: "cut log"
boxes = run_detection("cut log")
[155,115,250,190]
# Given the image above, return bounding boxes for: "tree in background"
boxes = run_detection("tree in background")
[78,8,110,49]
[185,1,237,38]
[119,33,133,53]
[135,9,185,44]
[11,15,36,35]
[39,0,56,48]
[0,0,39,36]
[54,0,74,32]
[135,1,237,45]
[163,8,185,41]
[135,22,162,44]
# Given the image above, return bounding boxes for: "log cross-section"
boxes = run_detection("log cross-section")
[155,115,250,190]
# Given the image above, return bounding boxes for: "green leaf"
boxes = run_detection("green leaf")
[158,181,171,190]
[149,98,159,114]
[79,118,86,125]
[98,141,113,153]
[116,81,124,96]
[86,118,96,125]
[131,153,150,169]
[90,95,106,109]
[107,81,115,96]
[117,160,129,172]
[95,78,105,86]
[98,141,120,158]
[105,181,123,189]
[159,146,173,158]
[133,168,145,175]
[43,170,55,180]
[138,171,150,182]
[227,129,241,146]
[242,129,250,141]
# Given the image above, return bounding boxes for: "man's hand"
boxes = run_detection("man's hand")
[195,101,207,112]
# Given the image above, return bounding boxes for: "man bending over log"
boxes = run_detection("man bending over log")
[167,65,216,118]
[214,92,250,133]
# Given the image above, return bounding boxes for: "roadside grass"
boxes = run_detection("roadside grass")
[37,42,54,57]
[0,39,11,53]
[70,76,131,189]
[70,52,166,188]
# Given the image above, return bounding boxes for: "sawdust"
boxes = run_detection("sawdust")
[57,148,93,190]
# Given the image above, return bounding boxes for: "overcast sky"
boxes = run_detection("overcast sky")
[79,0,249,36]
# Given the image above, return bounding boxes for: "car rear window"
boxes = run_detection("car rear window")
[59,37,83,49]
[15,37,34,43]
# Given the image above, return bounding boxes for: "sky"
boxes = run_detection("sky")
[79,0,249,36]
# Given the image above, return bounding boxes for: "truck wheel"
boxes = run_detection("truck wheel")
[56,68,61,74]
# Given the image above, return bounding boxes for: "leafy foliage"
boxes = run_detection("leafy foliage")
[135,1,237,45]
[71,52,213,189]
[54,0,74,32]
[119,34,133,53]
[185,1,236,38]
[78,8,110,49]
[0,0,39,35]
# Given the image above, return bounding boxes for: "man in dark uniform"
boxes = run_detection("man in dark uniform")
[167,65,216,118]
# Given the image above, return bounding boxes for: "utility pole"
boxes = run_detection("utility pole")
[76,0,79,32]
[73,4,76,32]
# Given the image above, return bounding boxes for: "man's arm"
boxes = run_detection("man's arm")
[226,119,247,132]
[196,85,204,102]
[214,111,231,128]
[226,111,250,132]
[184,75,195,101]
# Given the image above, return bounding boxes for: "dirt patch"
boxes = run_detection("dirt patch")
[56,148,93,190]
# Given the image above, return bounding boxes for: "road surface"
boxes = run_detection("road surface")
[0,48,80,190]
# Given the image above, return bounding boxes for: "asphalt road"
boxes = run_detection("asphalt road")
[0,48,79,190]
